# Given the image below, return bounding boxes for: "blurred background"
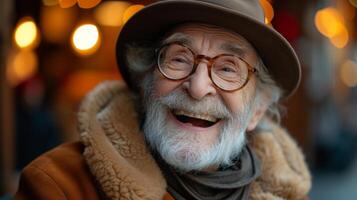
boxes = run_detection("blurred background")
[1,0,357,199]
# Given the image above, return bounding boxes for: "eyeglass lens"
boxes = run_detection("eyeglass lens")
[158,43,250,91]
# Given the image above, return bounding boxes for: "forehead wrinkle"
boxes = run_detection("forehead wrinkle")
[220,43,247,57]
[162,32,193,46]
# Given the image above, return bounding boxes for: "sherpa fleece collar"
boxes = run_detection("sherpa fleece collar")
[78,81,311,200]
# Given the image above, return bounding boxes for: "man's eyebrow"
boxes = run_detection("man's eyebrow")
[220,43,247,57]
[161,33,193,46]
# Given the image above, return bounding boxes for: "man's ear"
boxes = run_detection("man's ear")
[246,96,270,132]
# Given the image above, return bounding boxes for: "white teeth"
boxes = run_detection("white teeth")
[173,109,218,123]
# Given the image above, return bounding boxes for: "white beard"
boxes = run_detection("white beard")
[142,77,255,172]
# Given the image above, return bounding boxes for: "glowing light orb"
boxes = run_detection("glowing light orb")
[94,1,130,27]
[330,25,349,49]
[78,0,101,9]
[71,24,100,55]
[315,7,349,48]
[7,50,38,86]
[340,60,357,87]
[123,5,145,24]
[315,7,345,38]
[260,0,274,24]
[59,0,77,8]
[14,19,39,49]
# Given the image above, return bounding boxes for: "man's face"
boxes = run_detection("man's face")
[143,24,262,172]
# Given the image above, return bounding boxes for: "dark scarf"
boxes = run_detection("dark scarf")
[156,145,261,200]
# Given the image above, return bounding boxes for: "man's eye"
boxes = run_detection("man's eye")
[220,66,237,72]
[172,57,187,63]
[170,55,190,63]
[218,64,238,73]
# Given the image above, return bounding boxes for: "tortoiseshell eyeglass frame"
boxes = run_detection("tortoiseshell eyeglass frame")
[156,42,258,92]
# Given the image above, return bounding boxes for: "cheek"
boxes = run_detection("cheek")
[154,73,184,97]
[221,93,245,114]
[220,81,257,114]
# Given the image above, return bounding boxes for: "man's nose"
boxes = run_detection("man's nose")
[182,63,217,100]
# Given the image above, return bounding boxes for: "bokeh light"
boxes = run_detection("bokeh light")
[123,4,145,24]
[340,60,357,87]
[77,0,101,9]
[330,25,349,48]
[41,5,76,43]
[315,7,345,38]
[62,70,118,102]
[94,1,130,27]
[315,7,349,48]
[14,18,39,49]
[7,50,38,86]
[260,0,274,24]
[71,24,101,56]
[59,0,77,8]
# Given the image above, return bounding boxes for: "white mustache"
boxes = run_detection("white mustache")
[158,89,232,120]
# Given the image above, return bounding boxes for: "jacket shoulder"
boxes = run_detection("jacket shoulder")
[14,142,101,200]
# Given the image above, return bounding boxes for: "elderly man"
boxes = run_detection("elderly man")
[14,0,311,200]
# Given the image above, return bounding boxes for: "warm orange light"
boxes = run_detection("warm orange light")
[14,18,39,49]
[94,1,130,27]
[340,60,357,87]
[315,7,350,48]
[7,50,38,86]
[63,70,119,101]
[123,4,145,24]
[59,0,76,8]
[315,7,345,38]
[42,0,58,6]
[338,0,356,20]
[260,0,274,24]
[330,25,349,48]
[71,24,101,56]
[41,6,76,43]
[77,0,101,9]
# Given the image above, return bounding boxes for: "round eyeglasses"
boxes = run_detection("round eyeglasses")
[156,42,258,91]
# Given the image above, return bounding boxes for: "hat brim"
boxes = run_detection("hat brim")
[116,0,301,98]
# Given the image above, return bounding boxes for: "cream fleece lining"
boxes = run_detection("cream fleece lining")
[78,81,311,200]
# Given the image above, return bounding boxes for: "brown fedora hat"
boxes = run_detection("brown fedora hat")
[116,0,301,98]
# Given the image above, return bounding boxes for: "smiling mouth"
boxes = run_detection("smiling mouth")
[172,109,221,128]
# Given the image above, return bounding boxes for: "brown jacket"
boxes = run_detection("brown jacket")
[14,81,311,200]
[15,142,101,200]
[14,142,175,200]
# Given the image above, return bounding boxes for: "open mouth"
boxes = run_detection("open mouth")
[172,109,221,128]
